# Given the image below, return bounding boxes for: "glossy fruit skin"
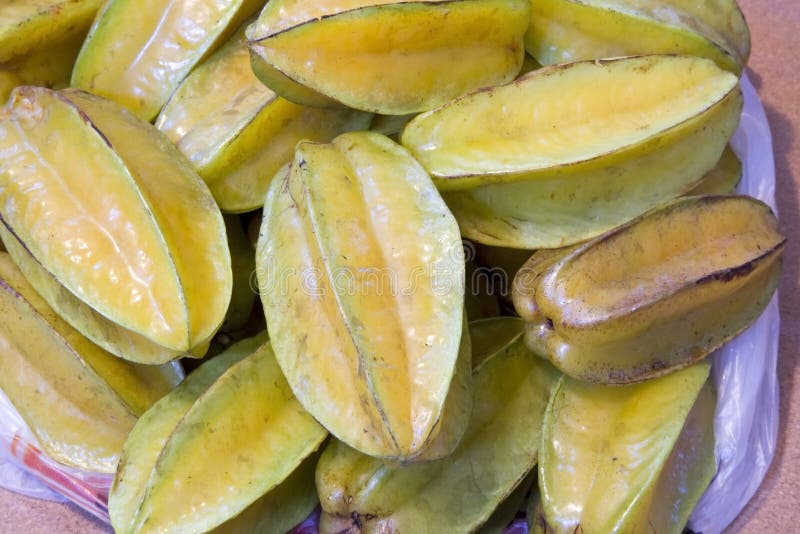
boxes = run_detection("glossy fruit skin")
[72,0,264,120]
[316,317,559,534]
[109,335,327,534]
[247,0,530,114]
[0,252,181,473]
[0,225,206,365]
[513,195,785,384]
[0,86,231,363]
[538,363,716,534]
[156,21,371,212]
[402,55,742,249]
[110,338,255,534]
[525,0,750,73]
[257,131,466,461]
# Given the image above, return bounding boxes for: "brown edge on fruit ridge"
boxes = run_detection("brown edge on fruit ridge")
[547,195,783,328]
[33,87,115,149]
[408,55,740,184]
[246,0,526,114]
[561,0,739,66]
[290,149,412,457]
[247,0,513,41]
[0,98,196,358]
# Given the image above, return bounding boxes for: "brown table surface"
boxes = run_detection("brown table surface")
[1,1,799,532]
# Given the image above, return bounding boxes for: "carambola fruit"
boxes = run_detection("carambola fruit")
[72,0,264,120]
[538,363,716,533]
[246,0,530,114]
[257,131,467,461]
[402,55,742,249]
[525,0,750,73]
[513,195,784,383]
[109,334,327,533]
[0,87,231,363]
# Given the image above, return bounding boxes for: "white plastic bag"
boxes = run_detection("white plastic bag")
[687,72,780,534]
[0,74,780,533]
[0,388,113,522]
